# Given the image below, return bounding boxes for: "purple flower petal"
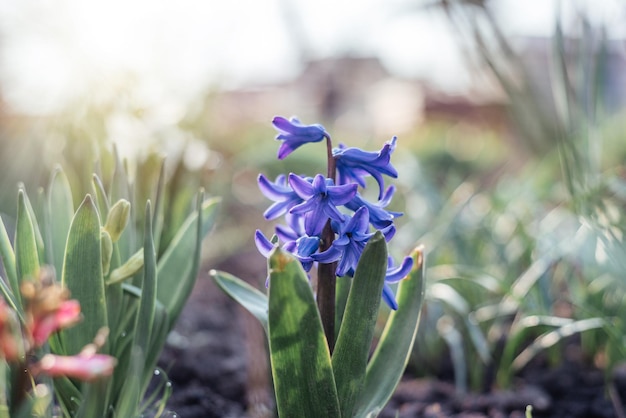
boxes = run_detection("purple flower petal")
[254,230,275,257]
[272,116,328,159]
[382,284,399,310]
[385,256,414,283]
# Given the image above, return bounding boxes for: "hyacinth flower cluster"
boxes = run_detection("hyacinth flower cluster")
[255,116,413,311]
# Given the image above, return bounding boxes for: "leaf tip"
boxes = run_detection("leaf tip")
[412,245,425,270]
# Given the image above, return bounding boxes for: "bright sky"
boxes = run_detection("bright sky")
[0,0,623,114]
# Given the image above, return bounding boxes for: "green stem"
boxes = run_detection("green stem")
[317,134,337,352]
[317,223,337,352]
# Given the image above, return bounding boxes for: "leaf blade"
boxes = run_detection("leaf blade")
[60,195,108,355]
[356,246,426,417]
[267,247,340,418]
[332,231,387,418]
[210,270,268,332]
[156,194,220,328]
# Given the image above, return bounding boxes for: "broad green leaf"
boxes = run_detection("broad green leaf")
[356,246,426,417]
[0,217,21,298]
[15,190,40,287]
[61,195,108,355]
[267,247,340,418]
[47,167,75,279]
[156,193,220,328]
[332,231,387,418]
[210,270,268,332]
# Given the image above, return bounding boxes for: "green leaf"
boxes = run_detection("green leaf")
[512,317,605,371]
[15,190,40,287]
[20,186,45,267]
[0,216,19,310]
[332,231,387,418]
[267,247,340,418]
[75,377,112,418]
[115,346,144,417]
[91,174,110,223]
[131,201,157,376]
[334,275,352,341]
[61,195,108,355]
[356,246,426,417]
[52,376,82,417]
[46,167,75,279]
[156,193,220,328]
[151,160,166,254]
[109,147,133,259]
[143,301,169,393]
[210,270,268,332]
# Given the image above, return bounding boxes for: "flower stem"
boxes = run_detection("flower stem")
[318,134,337,352]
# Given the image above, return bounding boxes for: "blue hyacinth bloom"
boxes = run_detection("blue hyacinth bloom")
[313,206,373,277]
[382,256,414,310]
[289,173,357,236]
[273,116,328,159]
[257,174,304,220]
[345,185,402,229]
[333,136,398,199]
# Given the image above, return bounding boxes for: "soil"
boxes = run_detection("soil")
[157,252,626,418]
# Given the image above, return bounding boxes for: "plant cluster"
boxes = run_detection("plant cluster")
[213,116,425,417]
[0,151,219,417]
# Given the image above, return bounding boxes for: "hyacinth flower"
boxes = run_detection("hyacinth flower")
[258,173,304,220]
[212,115,425,418]
[289,173,357,235]
[334,136,398,199]
[345,185,402,229]
[273,116,329,159]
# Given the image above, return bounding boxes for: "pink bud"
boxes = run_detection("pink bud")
[30,300,81,346]
[36,353,117,381]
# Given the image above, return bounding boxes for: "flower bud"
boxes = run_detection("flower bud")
[36,352,117,381]
[103,199,130,243]
[107,250,144,285]
[101,230,113,276]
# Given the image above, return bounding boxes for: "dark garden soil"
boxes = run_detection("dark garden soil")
[158,252,626,418]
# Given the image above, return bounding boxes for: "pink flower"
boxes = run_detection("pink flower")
[36,352,117,381]
[0,300,20,361]
[30,300,81,347]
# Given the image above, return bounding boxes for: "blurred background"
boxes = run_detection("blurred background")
[2,0,626,395]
